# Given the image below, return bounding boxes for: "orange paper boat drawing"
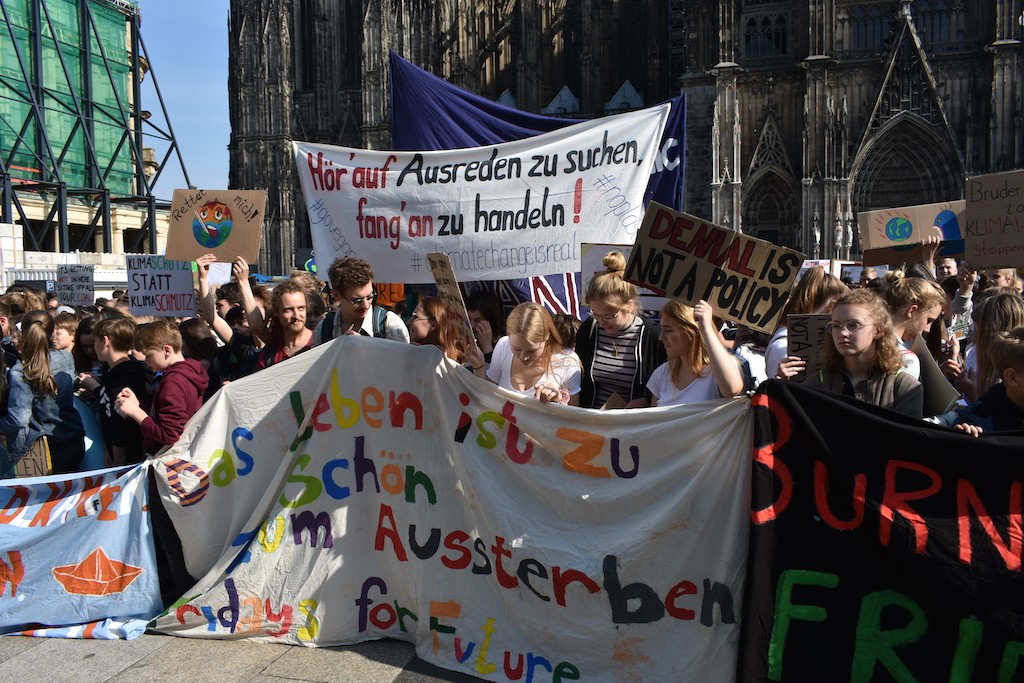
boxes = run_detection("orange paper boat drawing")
[52,548,144,596]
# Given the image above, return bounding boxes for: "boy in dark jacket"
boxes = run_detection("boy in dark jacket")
[79,316,151,466]
[113,318,208,607]
[115,319,209,455]
[954,325,1024,434]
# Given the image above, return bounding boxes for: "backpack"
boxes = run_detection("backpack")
[321,306,389,342]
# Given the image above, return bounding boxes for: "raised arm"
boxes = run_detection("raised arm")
[196,254,233,343]
[233,257,270,344]
[694,300,746,398]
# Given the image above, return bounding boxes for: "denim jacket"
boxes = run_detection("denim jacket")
[0,350,84,466]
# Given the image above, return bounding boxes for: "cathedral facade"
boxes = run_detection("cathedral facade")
[681,0,1022,258]
[228,0,1022,274]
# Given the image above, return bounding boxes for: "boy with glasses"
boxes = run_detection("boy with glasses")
[313,257,409,345]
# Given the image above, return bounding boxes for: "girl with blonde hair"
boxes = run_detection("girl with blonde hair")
[468,302,582,405]
[576,250,666,408]
[646,299,745,406]
[881,270,947,379]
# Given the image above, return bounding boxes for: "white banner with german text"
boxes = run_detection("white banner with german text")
[293,104,670,283]
[148,337,751,682]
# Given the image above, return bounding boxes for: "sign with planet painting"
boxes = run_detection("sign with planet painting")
[857,200,965,266]
[165,189,266,264]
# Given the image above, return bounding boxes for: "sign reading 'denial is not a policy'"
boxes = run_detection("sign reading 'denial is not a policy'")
[293,103,671,283]
[964,170,1024,268]
[624,203,805,334]
[165,189,266,264]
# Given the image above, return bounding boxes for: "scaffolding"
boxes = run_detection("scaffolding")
[0,0,189,253]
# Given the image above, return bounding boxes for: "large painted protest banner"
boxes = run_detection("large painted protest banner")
[624,203,805,334]
[293,104,670,284]
[965,170,1024,268]
[0,465,160,638]
[144,338,751,681]
[740,381,1024,682]
[4,340,1024,681]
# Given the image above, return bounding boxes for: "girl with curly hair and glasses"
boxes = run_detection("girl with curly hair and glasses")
[777,288,923,417]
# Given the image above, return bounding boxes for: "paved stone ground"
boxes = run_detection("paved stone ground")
[0,632,485,683]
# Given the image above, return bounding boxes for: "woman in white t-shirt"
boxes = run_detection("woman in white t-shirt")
[646,299,745,407]
[466,302,582,405]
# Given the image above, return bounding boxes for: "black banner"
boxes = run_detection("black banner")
[741,381,1024,682]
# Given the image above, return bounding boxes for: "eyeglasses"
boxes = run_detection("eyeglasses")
[825,320,875,334]
[587,308,621,323]
[346,291,377,307]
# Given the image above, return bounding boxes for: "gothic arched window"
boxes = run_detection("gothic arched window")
[847,3,897,53]
[743,12,788,59]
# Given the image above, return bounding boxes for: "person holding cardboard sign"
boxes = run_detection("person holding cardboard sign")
[408,296,466,363]
[764,266,847,380]
[776,289,923,417]
[646,300,746,406]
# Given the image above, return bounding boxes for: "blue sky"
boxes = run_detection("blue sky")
[136,0,230,198]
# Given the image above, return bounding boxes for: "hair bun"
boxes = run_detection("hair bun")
[602,250,626,275]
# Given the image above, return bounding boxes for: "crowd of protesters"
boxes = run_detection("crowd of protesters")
[1,243,1023,479]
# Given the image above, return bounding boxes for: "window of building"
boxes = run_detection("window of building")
[848,3,897,53]
[916,0,950,46]
[743,13,788,59]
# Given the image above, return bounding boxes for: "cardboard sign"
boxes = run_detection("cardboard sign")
[964,170,1024,267]
[126,255,196,317]
[13,436,51,477]
[624,203,805,334]
[786,314,829,383]
[581,242,669,317]
[426,252,473,342]
[165,189,266,264]
[373,283,406,310]
[857,200,965,250]
[55,264,95,307]
[797,259,832,280]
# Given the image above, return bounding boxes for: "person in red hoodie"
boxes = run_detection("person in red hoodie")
[115,319,209,455]
[114,318,209,607]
